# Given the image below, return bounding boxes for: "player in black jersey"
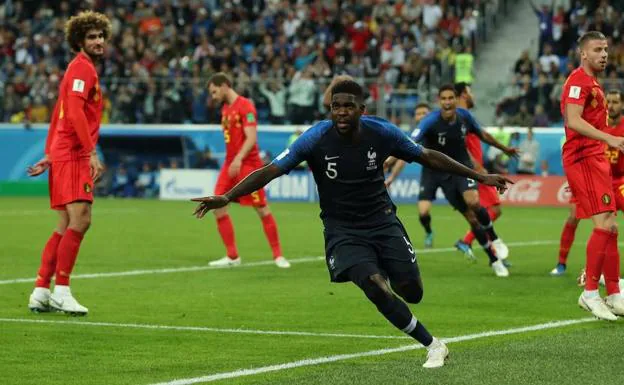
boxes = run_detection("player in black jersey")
[192,80,511,368]
[413,85,518,276]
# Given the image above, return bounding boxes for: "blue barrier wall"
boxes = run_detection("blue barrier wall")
[0,124,566,182]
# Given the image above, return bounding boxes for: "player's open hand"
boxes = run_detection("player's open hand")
[384,175,395,188]
[481,174,514,193]
[504,147,521,158]
[27,156,51,177]
[191,196,230,218]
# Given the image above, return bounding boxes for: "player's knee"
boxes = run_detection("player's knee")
[255,205,270,217]
[213,207,228,218]
[56,215,69,234]
[566,216,579,226]
[467,202,481,213]
[392,280,424,304]
[463,211,478,227]
[352,274,394,310]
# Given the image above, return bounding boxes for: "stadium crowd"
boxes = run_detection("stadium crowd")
[496,0,624,127]
[0,0,506,125]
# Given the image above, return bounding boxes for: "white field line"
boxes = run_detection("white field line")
[0,318,409,340]
[0,240,559,285]
[146,317,597,385]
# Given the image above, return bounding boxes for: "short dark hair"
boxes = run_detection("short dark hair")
[65,11,112,52]
[607,89,622,99]
[415,102,431,110]
[438,84,457,96]
[208,72,233,87]
[454,82,470,96]
[331,80,364,102]
[578,31,607,48]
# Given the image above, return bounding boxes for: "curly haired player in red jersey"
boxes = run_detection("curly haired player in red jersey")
[26,11,111,315]
[551,90,624,288]
[206,73,289,268]
[560,31,624,320]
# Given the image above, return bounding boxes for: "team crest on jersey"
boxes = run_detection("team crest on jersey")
[602,193,612,205]
[84,183,92,193]
[366,148,377,171]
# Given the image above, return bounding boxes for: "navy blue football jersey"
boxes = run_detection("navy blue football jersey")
[272,116,423,226]
[412,107,482,168]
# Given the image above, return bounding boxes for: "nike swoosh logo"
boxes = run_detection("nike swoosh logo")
[324,155,340,160]
[50,297,63,307]
[411,256,416,263]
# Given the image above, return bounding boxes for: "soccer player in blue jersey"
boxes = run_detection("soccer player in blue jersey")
[192,80,511,368]
[411,85,518,276]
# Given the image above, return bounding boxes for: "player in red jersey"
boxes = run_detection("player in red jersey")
[552,90,624,286]
[453,83,510,260]
[206,73,289,268]
[26,11,111,315]
[561,31,624,320]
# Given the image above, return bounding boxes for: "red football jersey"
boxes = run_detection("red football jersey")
[465,132,483,166]
[605,117,624,178]
[220,96,261,164]
[560,67,608,165]
[47,52,103,162]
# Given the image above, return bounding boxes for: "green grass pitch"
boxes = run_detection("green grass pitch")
[0,197,622,385]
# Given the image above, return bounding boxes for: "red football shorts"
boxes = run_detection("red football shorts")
[49,159,94,210]
[478,183,500,208]
[564,155,615,219]
[214,162,267,206]
[612,177,624,212]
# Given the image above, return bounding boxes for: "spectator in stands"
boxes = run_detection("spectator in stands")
[540,159,550,177]
[135,162,157,198]
[533,104,550,127]
[514,50,534,77]
[287,67,317,124]
[112,165,134,198]
[539,43,560,75]
[30,96,49,123]
[1,0,507,125]
[422,0,443,31]
[153,161,166,194]
[454,45,474,85]
[95,165,113,197]
[486,126,512,174]
[517,127,540,175]
[259,78,287,124]
[460,8,478,52]
[2,84,22,122]
[194,148,219,170]
[507,103,533,127]
[532,72,553,113]
[530,0,555,55]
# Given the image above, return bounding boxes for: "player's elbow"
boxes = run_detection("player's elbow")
[65,97,87,124]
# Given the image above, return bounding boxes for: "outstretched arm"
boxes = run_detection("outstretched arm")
[416,148,512,192]
[476,129,519,157]
[192,164,283,218]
